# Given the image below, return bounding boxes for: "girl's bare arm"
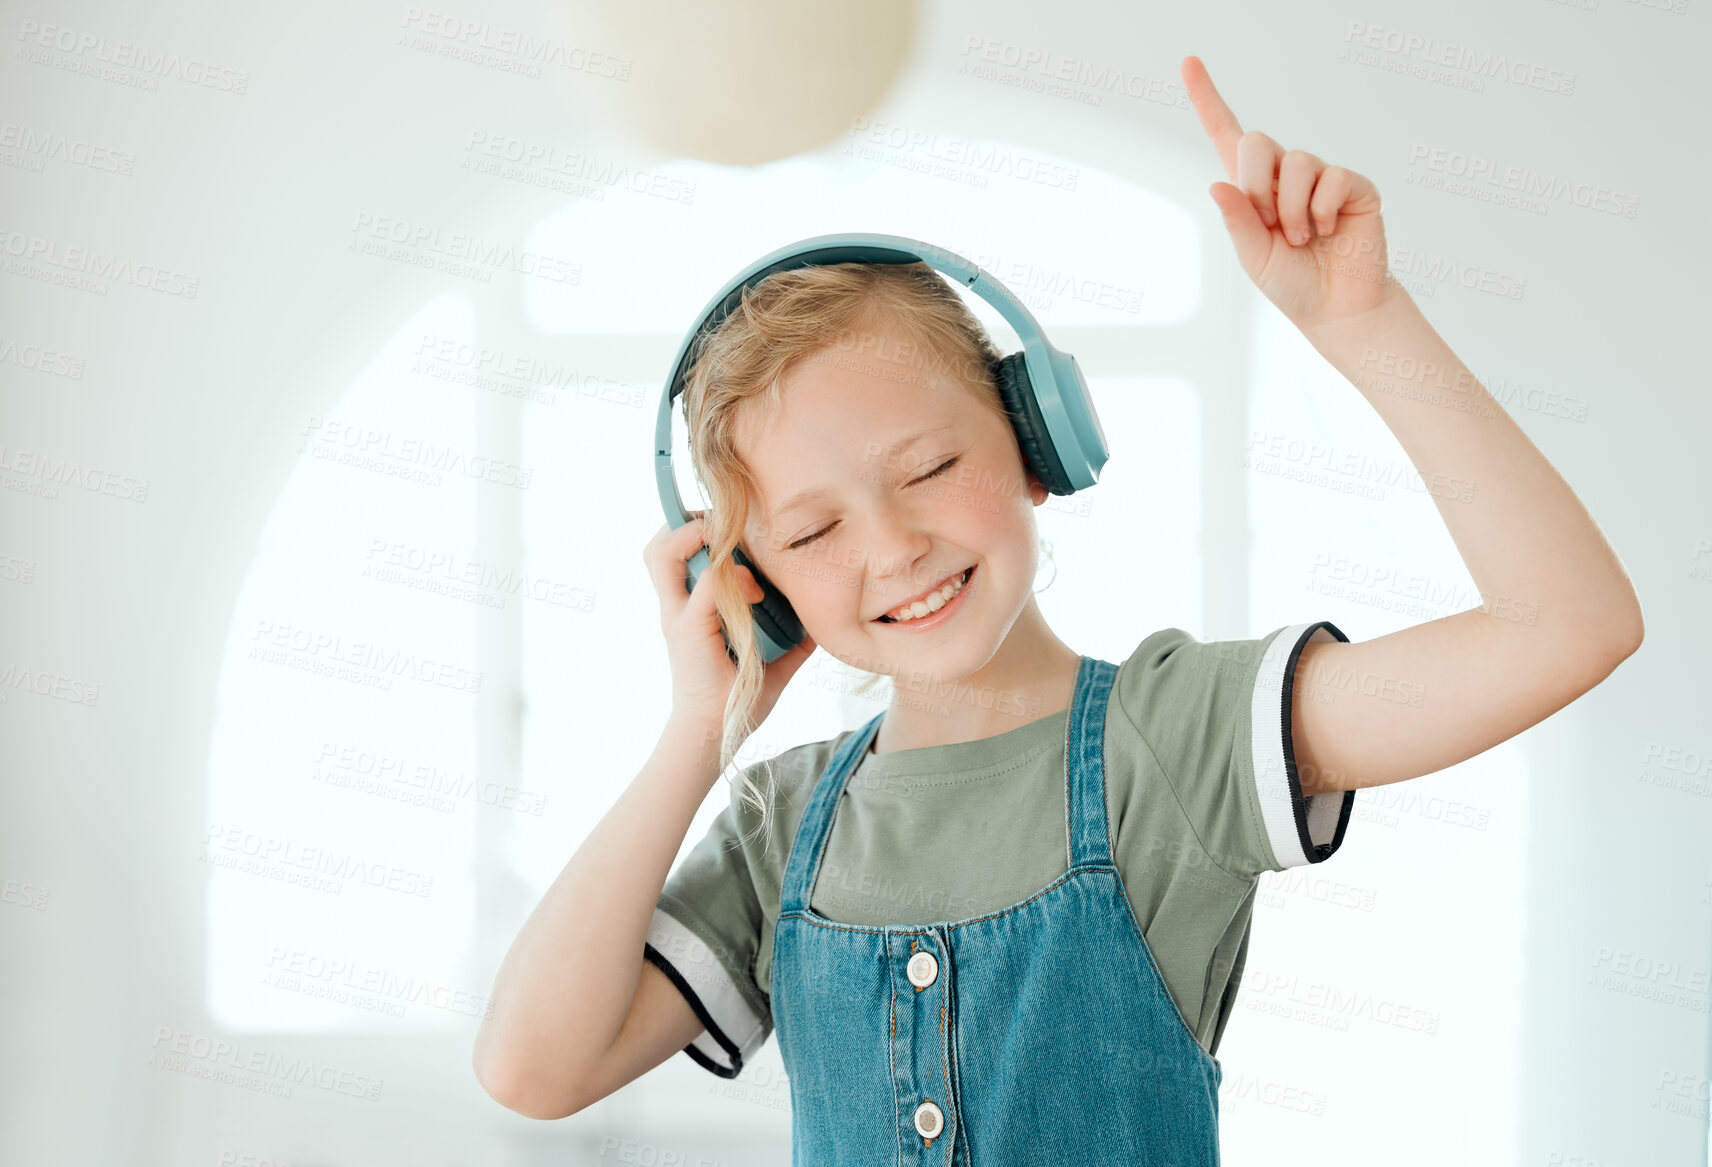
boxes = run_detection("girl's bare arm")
[472,715,722,1119]
[1182,55,1643,794]
[1287,295,1643,792]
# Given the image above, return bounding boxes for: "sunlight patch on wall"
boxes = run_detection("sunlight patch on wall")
[1230,300,1527,1162]
[205,294,483,1033]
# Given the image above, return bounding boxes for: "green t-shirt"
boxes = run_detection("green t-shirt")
[644,621,1353,1078]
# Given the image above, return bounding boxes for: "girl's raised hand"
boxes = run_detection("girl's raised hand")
[643,515,817,734]
[1182,54,1400,335]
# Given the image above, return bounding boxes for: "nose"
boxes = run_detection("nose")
[859,501,935,585]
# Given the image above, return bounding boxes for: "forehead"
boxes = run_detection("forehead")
[737,347,979,523]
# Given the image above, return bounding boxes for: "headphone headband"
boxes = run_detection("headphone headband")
[655,232,1107,524]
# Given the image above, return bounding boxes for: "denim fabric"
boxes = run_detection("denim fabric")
[771,655,1224,1165]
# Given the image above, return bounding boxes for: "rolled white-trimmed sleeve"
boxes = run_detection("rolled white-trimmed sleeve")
[640,772,776,1080]
[643,906,770,1078]
[1250,621,1355,870]
[1114,621,1357,881]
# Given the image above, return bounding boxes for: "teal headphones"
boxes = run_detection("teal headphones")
[654,232,1110,664]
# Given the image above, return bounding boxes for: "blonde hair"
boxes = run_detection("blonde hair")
[680,259,1012,844]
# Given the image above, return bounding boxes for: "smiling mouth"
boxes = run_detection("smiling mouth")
[875,566,975,623]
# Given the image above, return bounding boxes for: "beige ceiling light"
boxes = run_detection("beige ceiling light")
[566,0,917,165]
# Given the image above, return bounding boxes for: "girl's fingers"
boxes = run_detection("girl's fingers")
[683,549,724,626]
[1309,166,1379,236]
[1308,167,1348,239]
[1208,180,1273,276]
[1181,55,1244,184]
[645,517,712,625]
[1235,131,1283,228]
[738,565,763,605]
[1277,150,1326,245]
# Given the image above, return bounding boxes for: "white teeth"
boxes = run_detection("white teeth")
[885,569,968,622]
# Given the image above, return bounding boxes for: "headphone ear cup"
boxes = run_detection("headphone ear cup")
[992,352,1074,496]
[729,543,806,663]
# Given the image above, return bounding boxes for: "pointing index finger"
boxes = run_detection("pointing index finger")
[1181,55,1243,185]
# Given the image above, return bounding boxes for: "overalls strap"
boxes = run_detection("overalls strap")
[1065,654,1120,871]
[777,711,883,916]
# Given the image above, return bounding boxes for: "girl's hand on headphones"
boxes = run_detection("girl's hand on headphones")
[1183,54,1404,338]
[645,516,818,733]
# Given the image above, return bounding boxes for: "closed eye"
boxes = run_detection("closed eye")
[786,526,833,551]
[784,456,962,552]
[918,455,960,483]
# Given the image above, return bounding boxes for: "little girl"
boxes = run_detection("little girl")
[473,56,1643,1164]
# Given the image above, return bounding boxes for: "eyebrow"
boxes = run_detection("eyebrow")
[759,423,958,530]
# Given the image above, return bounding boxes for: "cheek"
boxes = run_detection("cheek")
[956,466,1033,536]
[960,450,1032,510]
[770,551,863,613]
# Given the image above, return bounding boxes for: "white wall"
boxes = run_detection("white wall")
[2,1,1707,1164]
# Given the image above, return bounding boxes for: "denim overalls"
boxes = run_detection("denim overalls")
[770,654,1224,1165]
